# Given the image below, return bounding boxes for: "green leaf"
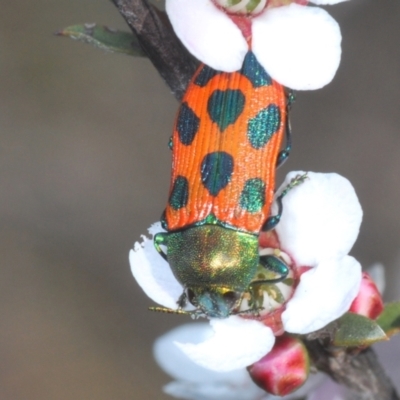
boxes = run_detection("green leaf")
[56,24,146,57]
[333,313,387,347]
[377,302,400,337]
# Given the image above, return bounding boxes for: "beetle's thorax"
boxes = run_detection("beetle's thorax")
[167,224,259,294]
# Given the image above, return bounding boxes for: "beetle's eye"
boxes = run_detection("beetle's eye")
[222,291,241,308]
[187,288,197,305]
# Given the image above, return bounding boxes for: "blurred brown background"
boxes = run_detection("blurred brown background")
[0,0,399,399]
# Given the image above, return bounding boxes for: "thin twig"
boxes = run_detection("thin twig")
[110,0,197,100]
[305,339,399,400]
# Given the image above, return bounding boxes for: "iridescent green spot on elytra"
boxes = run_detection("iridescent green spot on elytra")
[203,214,219,225]
[201,151,234,196]
[177,102,200,146]
[248,104,281,149]
[207,89,245,132]
[169,175,189,210]
[240,178,265,213]
[242,51,272,88]
[194,65,220,87]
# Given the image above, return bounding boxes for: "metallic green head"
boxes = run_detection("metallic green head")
[154,225,259,318]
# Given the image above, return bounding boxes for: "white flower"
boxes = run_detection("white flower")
[165,0,345,89]
[154,323,266,400]
[276,172,363,334]
[154,322,326,400]
[154,324,400,399]
[130,171,363,372]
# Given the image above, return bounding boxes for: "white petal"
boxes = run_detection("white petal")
[175,316,275,371]
[166,0,248,72]
[129,222,183,309]
[275,171,362,267]
[155,324,268,399]
[282,256,362,334]
[164,378,265,400]
[154,323,248,382]
[310,0,349,4]
[164,381,259,400]
[252,4,341,89]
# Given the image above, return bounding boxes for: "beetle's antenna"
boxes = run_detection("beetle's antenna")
[149,306,193,315]
[149,306,207,319]
[234,306,264,317]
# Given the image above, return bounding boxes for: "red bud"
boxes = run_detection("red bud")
[349,272,384,320]
[248,335,309,396]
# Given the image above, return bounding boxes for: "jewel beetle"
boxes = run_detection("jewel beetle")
[153,51,301,318]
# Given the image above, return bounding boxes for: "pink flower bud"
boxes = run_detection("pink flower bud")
[349,272,384,320]
[247,335,309,396]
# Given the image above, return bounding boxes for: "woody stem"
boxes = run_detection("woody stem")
[305,339,399,400]
[109,0,197,101]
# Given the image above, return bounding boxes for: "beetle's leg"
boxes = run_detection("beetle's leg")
[276,90,295,168]
[276,117,291,167]
[160,210,168,230]
[154,232,168,261]
[177,290,187,309]
[262,173,308,231]
[244,256,290,314]
[257,255,289,284]
[287,90,296,109]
